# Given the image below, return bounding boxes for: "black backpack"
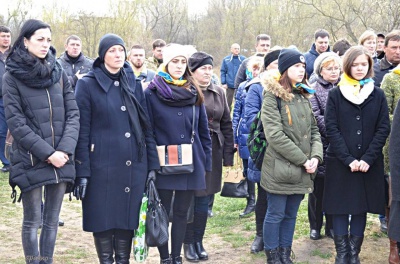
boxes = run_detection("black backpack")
[247,96,281,170]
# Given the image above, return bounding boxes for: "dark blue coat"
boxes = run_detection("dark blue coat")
[232,80,250,159]
[74,61,159,232]
[304,44,331,79]
[220,54,246,88]
[144,87,212,191]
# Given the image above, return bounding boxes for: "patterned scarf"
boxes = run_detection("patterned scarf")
[338,73,374,96]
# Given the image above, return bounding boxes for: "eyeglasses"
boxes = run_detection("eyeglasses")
[322,66,341,72]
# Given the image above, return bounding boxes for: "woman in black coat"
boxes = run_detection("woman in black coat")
[145,44,212,264]
[324,46,390,264]
[74,34,159,263]
[182,52,234,262]
[3,19,80,264]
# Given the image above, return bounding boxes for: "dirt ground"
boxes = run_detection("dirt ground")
[0,198,390,264]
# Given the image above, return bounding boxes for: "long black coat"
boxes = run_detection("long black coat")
[144,86,212,191]
[3,71,80,193]
[75,61,159,232]
[196,83,234,196]
[323,86,390,215]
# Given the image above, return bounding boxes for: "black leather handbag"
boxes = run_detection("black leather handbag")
[145,180,169,247]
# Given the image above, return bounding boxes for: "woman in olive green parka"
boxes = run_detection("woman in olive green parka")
[260,49,323,264]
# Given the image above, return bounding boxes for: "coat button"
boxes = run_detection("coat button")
[121,106,126,111]
[357,130,361,135]
[356,115,361,120]
[181,134,185,139]
[125,187,130,193]
[114,81,120,86]
[304,135,308,138]
[308,188,312,192]
[125,132,131,138]
[126,160,131,166]
[178,112,182,116]
[358,144,362,149]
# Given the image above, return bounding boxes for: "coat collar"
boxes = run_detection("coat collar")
[206,82,221,96]
[89,59,135,93]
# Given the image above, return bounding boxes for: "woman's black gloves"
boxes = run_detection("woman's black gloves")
[74,177,89,200]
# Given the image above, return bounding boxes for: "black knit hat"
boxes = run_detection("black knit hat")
[189,52,214,72]
[98,33,126,61]
[264,49,281,69]
[278,48,306,74]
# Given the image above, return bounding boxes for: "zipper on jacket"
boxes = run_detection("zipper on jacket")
[29,152,34,167]
[285,105,292,126]
[45,88,58,183]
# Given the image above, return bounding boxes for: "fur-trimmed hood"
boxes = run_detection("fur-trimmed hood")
[261,70,313,102]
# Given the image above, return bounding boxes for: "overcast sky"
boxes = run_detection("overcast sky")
[0,0,208,17]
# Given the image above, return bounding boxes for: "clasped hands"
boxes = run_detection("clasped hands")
[47,151,69,168]
[349,160,369,172]
[303,158,319,174]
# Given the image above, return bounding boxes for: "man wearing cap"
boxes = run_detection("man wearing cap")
[377,33,385,60]
[220,43,246,111]
[304,29,331,79]
[234,34,272,89]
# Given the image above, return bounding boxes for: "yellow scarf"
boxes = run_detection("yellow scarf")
[337,73,363,96]
[157,64,187,86]
[393,66,400,75]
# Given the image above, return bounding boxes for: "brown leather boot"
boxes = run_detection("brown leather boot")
[389,239,400,264]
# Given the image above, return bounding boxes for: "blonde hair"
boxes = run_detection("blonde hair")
[358,30,377,45]
[247,56,264,72]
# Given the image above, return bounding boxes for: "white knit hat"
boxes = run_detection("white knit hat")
[163,43,189,65]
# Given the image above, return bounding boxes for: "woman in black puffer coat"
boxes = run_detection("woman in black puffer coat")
[2,19,80,264]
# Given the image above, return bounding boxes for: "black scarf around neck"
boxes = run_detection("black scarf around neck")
[99,62,149,161]
[6,46,62,89]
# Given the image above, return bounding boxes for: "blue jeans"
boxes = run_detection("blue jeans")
[22,183,67,264]
[263,193,304,250]
[0,99,9,166]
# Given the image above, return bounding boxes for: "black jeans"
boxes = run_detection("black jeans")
[255,183,268,236]
[22,182,67,264]
[158,189,194,259]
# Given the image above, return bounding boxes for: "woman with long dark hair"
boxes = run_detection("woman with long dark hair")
[3,19,80,264]
[73,34,159,263]
[145,44,212,264]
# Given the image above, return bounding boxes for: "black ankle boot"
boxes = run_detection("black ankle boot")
[334,234,350,264]
[240,195,256,217]
[171,255,183,264]
[114,236,133,264]
[160,257,172,264]
[94,236,114,264]
[184,243,199,262]
[250,235,264,253]
[280,247,293,264]
[195,241,208,260]
[265,248,282,264]
[349,234,363,264]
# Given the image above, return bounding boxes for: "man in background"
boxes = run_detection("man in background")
[304,29,330,79]
[57,35,93,90]
[128,44,155,90]
[146,39,166,71]
[0,25,11,172]
[234,34,271,89]
[220,43,246,111]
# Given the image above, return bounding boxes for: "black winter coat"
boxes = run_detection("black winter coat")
[323,85,390,215]
[3,71,80,193]
[75,61,159,232]
[57,52,93,89]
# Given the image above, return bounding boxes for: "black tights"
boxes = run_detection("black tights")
[157,189,194,259]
